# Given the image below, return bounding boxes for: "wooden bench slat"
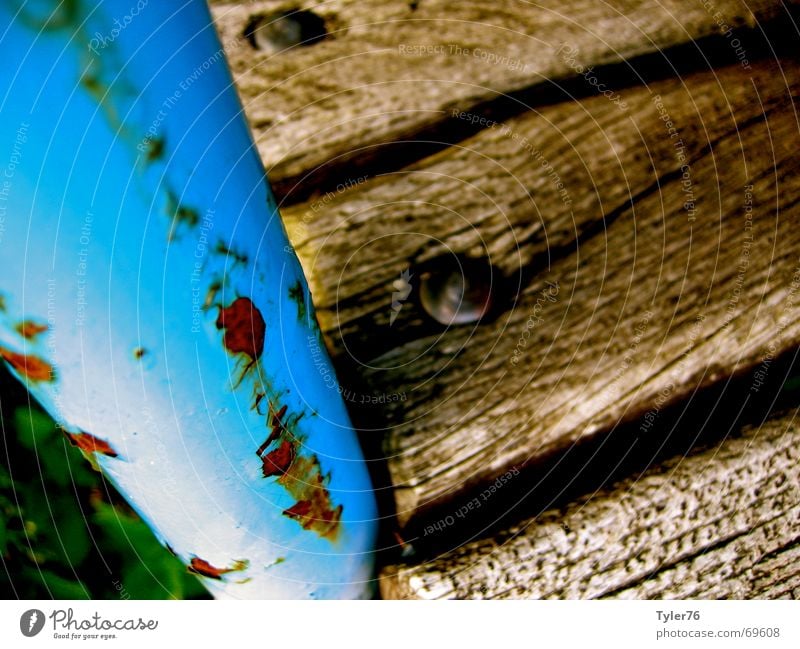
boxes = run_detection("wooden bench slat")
[380,408,800,599]
[278,58,800,525]
[211,0,793,201]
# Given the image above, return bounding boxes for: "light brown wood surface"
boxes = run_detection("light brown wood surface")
[381,407,800,599]
[211,0,791,201]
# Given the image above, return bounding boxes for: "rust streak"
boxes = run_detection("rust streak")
[256,403,342,540]
[66,431,119,458]
[0,346,55,382]
[188,557,248,580]
[271,404,288,428]
[253,392,266,415]
[15,320,48,340]
[256,403,289,457]
[261,439,295,477]
[279,454,342,540]
[283,500,312,521]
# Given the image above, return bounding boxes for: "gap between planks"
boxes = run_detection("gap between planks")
[212,0,797,203]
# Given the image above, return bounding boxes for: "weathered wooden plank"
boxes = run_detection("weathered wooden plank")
[380,407,800,599]
[279,58,800,525]
[210,0,793,200]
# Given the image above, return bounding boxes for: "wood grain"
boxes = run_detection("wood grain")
[275,57,800,526]
[210,0,794,201]
[380,407,800,599]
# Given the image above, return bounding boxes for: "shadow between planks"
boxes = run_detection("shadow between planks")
[380,401,800,599]
[212,0,800,202]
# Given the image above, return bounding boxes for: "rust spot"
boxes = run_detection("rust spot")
[279,454,342,539]
[0,346,55,382]
[133,347,146,360]
[15,320,48,340]
[187,558,226,579]
[283,494,342,537]
[188,557,248,580]
[216,297,265,362]
[256,403,342,540]
[66,431,119,457]
[283,500,312,521]
[260,439,295,477]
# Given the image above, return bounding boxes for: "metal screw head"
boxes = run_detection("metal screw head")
[419,255,494,325]
[245,11,327,55]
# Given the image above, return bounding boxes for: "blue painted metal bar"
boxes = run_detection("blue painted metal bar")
[0,0,377,598]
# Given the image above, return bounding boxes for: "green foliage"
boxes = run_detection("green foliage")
[0,381,209,599]
[93,501,207,600]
